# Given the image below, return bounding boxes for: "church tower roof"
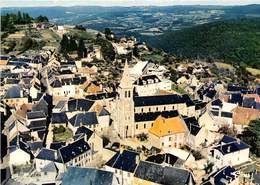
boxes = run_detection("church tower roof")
[120,60,132,88]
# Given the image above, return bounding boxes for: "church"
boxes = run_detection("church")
[112,60,202,139]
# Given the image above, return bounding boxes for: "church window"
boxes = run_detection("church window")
[172,106,175,110]
[125,91,127,98]
[136,125,138,129]
[144,124,146,129]
[128,91,131,97]
[126,125,128,130]
[156,107,158,111]
[164,106,166,111]
[141,108,143,112]
[149,108,151,112]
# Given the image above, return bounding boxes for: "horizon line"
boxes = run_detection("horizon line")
[1,3,260,8]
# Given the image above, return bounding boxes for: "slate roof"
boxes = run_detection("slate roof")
[51,112,68,124]
[61,77,87,86]
[212,99,223,107]
[146,153,179,166]
[105,150,139,173]
[134,161,194,185]
[6,78,20,84]
[229,93,243,105]
[242,97,256,108]
[133,75,161,85]
[50,142,66,150]
[50,79,62,88]
[205,89,217,99]
[194,101,207,110]
[135,110,179,122]
[29,119,47,130]
[62,167,114,185]
[68,99,94,112]
[85,92,118,100]
[36,148,60,162]
[27,111,46,119]
[134,94,186,107]
[59,138,90,163]
[183,116,201,136]
[202,166,238,185]
[69,112,98,127]
[183,94,195,107]
[5,86,21,99]
[220,111,233,118]
[28,141,43,151]
[75,126,93,140]
[227,84,248,92]
[214,135,249,155]
[42,162,57,173]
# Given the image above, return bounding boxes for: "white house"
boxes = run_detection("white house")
[9,141,31,166]
[212,135,250,169]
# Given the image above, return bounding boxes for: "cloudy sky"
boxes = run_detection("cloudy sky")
[1,0,260,7]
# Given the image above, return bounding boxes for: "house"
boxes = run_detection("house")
[133,75,171,96]
[26,111,47,131]
[35,148,65,173]
[49,76,87,98]
[199,111,219,131]
[2,85,28,108]
[202,166,239,185]
[133,160,195,185]
[130,61,149,78]
[148,115,187,149]
[74,126,103,155]
[232,107,260,133]
[62,167,117,185]
[9,140,32,167]
[212,135,250,169]
[184,116,207,148]
[134,110,179,135]
[68,112,99,132]
[105,150,140,185]
[92,104,110,130]
[36,137,92,172]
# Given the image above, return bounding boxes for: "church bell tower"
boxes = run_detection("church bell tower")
[113,60,135,139]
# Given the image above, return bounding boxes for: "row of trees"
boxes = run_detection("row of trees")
[1,11,48,32]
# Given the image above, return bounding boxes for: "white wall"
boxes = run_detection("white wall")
[9,149,31,166]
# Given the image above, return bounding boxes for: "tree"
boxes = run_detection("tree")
[203,161,214,174]
[95,37,115,62]
[104,28,112,35]
[239,119,260,157]
[17,11,22,24]
[60,34,69,54]
[68,36,78,51]
[35,15,49,23]
[74,25,85,31]
[77,39,86,58]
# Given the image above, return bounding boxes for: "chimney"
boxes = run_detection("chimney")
[136,155,140,164]
[54,151,58,160]
[227,146,231,153]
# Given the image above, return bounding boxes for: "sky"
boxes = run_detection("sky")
[1,0,260,7]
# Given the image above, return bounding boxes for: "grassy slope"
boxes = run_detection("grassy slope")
[142,18,260,69]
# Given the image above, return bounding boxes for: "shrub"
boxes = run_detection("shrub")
[53,125,66,134]
[137,133,148,141]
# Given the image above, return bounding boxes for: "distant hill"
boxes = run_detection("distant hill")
[141,18,260,69]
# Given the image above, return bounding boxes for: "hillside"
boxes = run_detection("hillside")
[142,18,260,69]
